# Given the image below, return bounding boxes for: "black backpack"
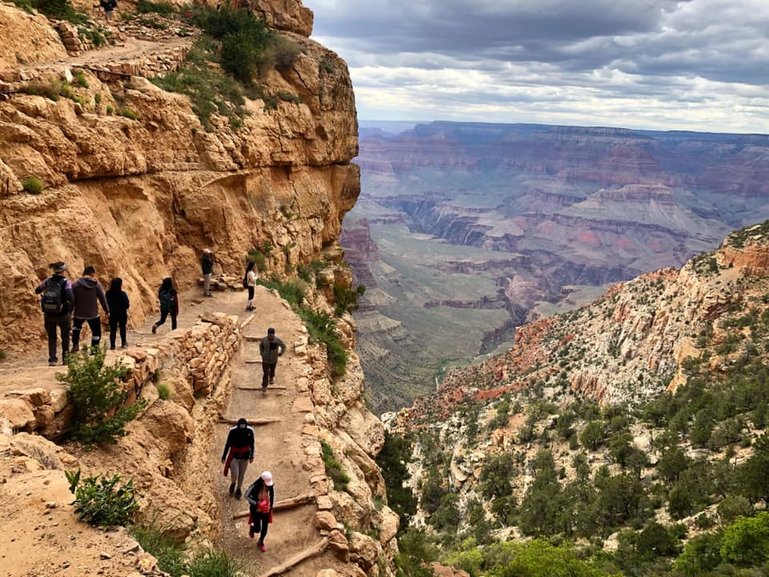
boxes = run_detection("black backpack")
[242,270,249,288]
[41,277,66,315]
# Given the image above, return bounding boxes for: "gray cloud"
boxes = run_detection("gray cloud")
[305,0,769,132]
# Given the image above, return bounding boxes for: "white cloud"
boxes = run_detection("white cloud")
[305,0,769,132]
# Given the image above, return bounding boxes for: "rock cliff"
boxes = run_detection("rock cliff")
[0,0,358,356]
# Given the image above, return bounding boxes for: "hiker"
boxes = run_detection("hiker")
[151,277,178,334]
[99,0,117,21]
[244,261,258,311]
[35,262,74,366]
[221,418,255,499]
[201,248,215,297]
[245,470,275,552]
[105,277,130,350]
[259,328,285,389]
[71,265,110,354]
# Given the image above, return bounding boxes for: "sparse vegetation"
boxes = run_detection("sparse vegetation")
[57,348,144,446]
[136,0,176,15]
[156,383,171,400]
[320,440,350,492]
[332,283,365,316]
[118,107,139,120]
[21,176,44,194]
[65,469,139,527]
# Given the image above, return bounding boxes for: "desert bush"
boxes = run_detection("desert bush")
[156,383,171,400]
[137,0,176,15]
[332,283,365,316]
[299,308,347,377]
[65,469,139,527]
[119,107,139,120]
[21,176,44,194]
[57,348,144,445]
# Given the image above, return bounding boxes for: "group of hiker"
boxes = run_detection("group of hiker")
[34,248,277,367]
[221,419,275,552]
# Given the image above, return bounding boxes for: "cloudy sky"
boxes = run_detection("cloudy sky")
[303,0,769,133]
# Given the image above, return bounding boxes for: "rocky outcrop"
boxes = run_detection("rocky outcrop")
[400,221,769,424]
[0,1,359,356]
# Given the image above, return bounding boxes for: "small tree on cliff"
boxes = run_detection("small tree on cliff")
[57,348,144,446]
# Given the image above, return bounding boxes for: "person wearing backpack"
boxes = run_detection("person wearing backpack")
[151,277,178,334]
[105,277,130,350]
[99,0,117,21]
[244,261,258,311]
[71,265,110,354]
[244,470,275,552]
[35,262,74,366]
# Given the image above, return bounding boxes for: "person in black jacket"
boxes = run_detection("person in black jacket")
[35,262,74,366]
[152,277,179,334]
[245,470,275,551]
[105,277,130,350]
[221,417,255,499]
[201,248,215,297]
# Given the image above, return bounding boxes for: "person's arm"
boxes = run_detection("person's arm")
[245,482,258,506]
[34,278,47,294]
[97,283,109,315]
[269,486,275,509]
[172,292,179,316]
[123,292,130,311]
[64,282,74,307]
[259,338,266,357]
[221,429,232,462]
[277,338,286,356]
[248,429,255,462]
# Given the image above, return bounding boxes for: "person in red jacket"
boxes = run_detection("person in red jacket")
[245,470,275,552]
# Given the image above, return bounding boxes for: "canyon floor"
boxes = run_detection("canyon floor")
[0,285,349,577]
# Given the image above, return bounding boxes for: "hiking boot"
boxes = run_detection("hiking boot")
[249,525,255,539]
[269,378,274,385]
[121,343,128,349]
[151,324,157,335]
[205,293,214,298]
[48,360,56,366]
[235,488,242,499]
[228,483,235,496]
[258,542,266,552]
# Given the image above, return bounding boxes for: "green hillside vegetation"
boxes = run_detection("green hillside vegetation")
[383,227,769,576]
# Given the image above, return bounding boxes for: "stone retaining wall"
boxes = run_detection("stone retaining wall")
[0,312,241,438]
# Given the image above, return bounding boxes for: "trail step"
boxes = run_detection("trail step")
[236,385,288,391]
[256,538,329,577]
[233,493,315,519]
[218,417,282,426]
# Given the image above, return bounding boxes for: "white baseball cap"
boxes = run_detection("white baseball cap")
[261,471,273,486]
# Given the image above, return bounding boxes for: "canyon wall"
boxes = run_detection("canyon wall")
[0,0,358,356]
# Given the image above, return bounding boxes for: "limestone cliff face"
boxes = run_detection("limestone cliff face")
[0,1,358,355]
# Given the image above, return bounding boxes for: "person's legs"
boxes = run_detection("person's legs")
[153,310,168,334]
[229,459,240,495]
[171,315,177,331]
[44,316,58,364]
[71,317,85,352]
[249,505,260,538]
[87,317,102,351]
[246,286,254,310]
[59,316,70,363]
[119,316,127,347]
[258,512,269,546]
[268,363,276,385]
[235,459,248,494]
[203,273,212,296]
[261,362,270,388]
[109,315,118,349]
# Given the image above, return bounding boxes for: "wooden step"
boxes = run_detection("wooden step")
[233,493,315,519]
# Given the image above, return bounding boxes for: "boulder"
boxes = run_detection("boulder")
[0,398,36,431]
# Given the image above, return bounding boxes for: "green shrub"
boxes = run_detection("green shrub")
[65,469,139,527]
[320,440,350,491]
[130,522,187,576]
[72,70,89,88]
[259,278,305,309]
[119,108,139,120]
[192,5,272,84]
[156,383,171,400]
[57,348,144,446]
[106,104,114,114]
[332,283,365,316]
[299,308,347,377]
[23,79,62,101]
[0,350,6,361]
[136,0,176,15]
[21,176,44,194]
[25,0,88,24]
[187,549,240,577]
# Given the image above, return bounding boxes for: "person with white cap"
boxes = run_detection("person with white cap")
[244,470,275,552]
[35,261,74,366]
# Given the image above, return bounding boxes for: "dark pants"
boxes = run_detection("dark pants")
[261,362,276,387]
[44,314,70,363]
[154,310,177,330]
[247,286,254,300]
[109,313,127,348]
[72,316,101,352]
[249,508,270,543]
